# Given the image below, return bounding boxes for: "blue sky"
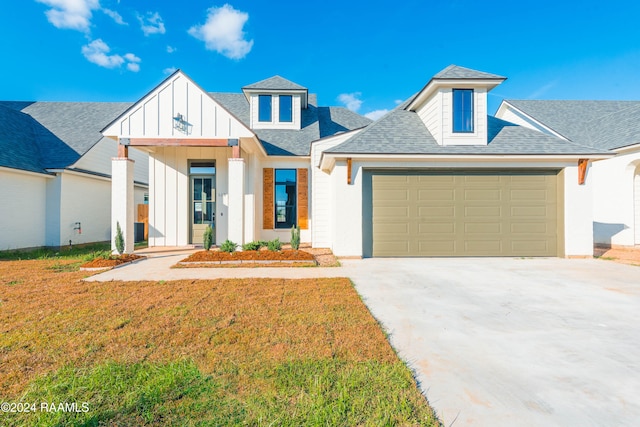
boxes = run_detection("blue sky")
[2,0,640,118]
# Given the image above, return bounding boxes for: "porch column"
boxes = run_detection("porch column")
[228,157,245,246]
[111,157,135,254]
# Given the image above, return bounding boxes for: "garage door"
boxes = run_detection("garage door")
[371,171,560,256]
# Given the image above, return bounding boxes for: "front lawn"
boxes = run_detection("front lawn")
[0,259,439,426]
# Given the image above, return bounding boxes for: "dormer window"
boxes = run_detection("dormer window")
[279,95,293,122]
[453,89,474,133]
[258,95,272,122]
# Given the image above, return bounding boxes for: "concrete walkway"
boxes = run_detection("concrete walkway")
[85,252,640,427]
[84,247,350,281]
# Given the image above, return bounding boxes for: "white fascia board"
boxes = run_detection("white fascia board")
[47,168,111,183]
[407,78,505,111]
[497,101,568,141]
[319,152,614,172]
[102,69,256,139]
[0,166,55,178]
[612,142,640,154]
[241,135,268,157]
[47,168,149,187]
[242,88,308,108]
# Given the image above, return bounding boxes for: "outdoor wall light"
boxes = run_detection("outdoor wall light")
[173,113,192,134]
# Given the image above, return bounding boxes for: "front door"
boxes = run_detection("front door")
[190,162,216,245]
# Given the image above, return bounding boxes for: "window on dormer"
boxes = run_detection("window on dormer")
[259,95,272,122]
[279,95,292,122]
[453,89,474,133]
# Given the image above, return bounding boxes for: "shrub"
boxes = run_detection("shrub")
[290,225,300,250]
[220,239,237,253]
[242,241,265,251]
[114,222,124,255]
[203,226,213,251]
[267,238,282,252]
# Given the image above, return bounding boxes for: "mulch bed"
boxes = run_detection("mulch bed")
[182,249,315,263]
[80,254,144,269]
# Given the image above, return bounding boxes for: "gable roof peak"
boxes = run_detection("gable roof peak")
[242,75,307,91]
[434,64,506,80]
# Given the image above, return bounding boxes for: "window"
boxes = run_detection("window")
[279,95,293,122]
[452,89,474,133]
[258,95,272,122]
[274,169,296,228]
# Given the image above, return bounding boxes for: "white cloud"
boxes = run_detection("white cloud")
[167,45,177,53]
[163,67,178,75]
[81,39,140,71]
[124,53,141,72]
[394,99,403,105]
[337,92,363,112]
[82,39,124,68]
[364,109,389,120]
[103,8,126,25]
[188,4,253,60]
[37,0,100,32]
[138,11,166,36]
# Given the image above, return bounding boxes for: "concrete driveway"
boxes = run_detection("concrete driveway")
[341,257,640,427]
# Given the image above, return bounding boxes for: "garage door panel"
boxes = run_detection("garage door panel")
[511,222,552,234]
[464,175,502,184]
[419,222,455,233]
[377,222,410,234]
[464,189,502,201]
[465,240,502,253]
[375,206,409,218]
[511,206,549,217]
[511,240,551,253]
[465,206,502,217]
[418,189,456,201]
[465,222,502,233]
[511,189,547,200]
[419,206,455,216]
[418,240,456,253]
[372,171,558,257]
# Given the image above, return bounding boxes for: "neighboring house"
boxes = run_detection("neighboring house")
[0,101,148,250]
[105,66,611,258]
[496,100,640,248]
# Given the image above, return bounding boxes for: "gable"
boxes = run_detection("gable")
[102,70,254,140]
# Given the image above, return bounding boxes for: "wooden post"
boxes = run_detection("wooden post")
[578,159,588,185]
[117,144,128,158]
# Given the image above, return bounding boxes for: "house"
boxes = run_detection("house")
[105,66,612,258]
[496,100,640,248]
[0,101,148,250]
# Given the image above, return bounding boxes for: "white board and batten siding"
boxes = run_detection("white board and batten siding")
[310,130,364,249]
[148,146,234,247]
[0,168,49,250]
[103,71,253,140]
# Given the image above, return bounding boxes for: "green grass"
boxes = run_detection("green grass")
[6,359,437,426]
[0,243,111,262]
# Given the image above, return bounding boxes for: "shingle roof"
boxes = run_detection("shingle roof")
[326,108,609,155]
[242,75,307,91]
[434,65,506,80]
[210,93,371,155]
[0,101,131,172]
[0,104,48,174]
[506,100,640,150]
